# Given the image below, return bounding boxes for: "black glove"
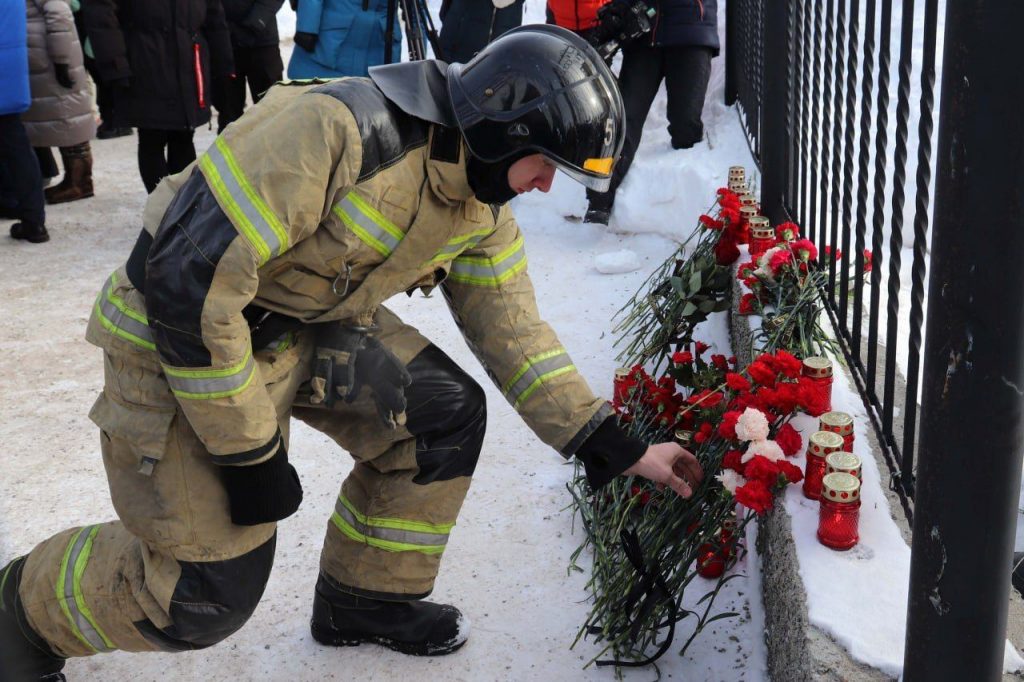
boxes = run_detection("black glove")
[574,416,648,489]
[309,323,412,428]
[54,63,74,89]
[219,437,303,526]
[294,31,318,52]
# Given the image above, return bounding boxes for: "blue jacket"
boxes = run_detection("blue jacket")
[287,0,402,79]
[651,0,719,55]
[0,0,31,115]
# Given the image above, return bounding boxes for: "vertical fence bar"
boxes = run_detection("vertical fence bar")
[851,0,876,367]
[838,0,860,332]
[759,0,790,222]
[785,1,801,215]
[899,0,939,496]
[904,0,1024,676]
[808,0,825,248]
[817,0,835,262]
[798,0,813,225]
[882,0,916,455]
[826,0,847,306]
[866,0,893,402]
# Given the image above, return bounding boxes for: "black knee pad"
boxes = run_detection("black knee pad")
[134,534,276,651]
[404,345,487,485]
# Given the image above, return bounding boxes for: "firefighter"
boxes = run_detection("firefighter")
[0,25,703,680]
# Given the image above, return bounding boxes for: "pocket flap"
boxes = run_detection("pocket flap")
[89,392,176,460]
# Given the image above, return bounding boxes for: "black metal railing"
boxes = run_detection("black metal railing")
[726,0,943,515]
[726,1,1024,677]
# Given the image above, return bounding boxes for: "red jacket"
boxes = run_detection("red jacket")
[547,0,610,31]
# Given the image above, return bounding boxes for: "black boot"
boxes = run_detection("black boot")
[9,221,49,243]
[310,574,469,656]
[0,557,67,681]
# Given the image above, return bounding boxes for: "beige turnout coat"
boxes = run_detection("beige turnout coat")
[85,76,612,469]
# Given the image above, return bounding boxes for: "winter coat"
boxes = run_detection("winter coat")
[287,0,400,79]
[1,1,31,115]
[83,0,234,131]
[88,72,610,465]
[22,0,96,147]
[437,0,524,64]
[546,0,608,32]
[650,0,719,54]
[222,0,283,48]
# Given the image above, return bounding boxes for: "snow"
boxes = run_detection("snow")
[594,249,641,274]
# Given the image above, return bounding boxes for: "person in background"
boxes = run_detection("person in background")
[1,0,48,243]
[584,0,718,225]
[545,0,611,43]
[437,0,524,64]
[287,0,401,78]
[84,0,234,193]
[218,0,285,133]
[23,0,97,205]
[73,0,131,139]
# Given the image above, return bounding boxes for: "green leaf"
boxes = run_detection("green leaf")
[689,270,703,293]
[698,299,716,313]
[670,276,685,298]
[681,302,698,317]
[713,298,732,313]
[703,612,741,625]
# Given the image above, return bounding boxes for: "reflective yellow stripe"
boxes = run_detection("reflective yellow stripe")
[448,236,527,287]
[332,193,405,258]
[94,272,156,351]
[503,349,577,409]
[162,349,256,400]
[199,138,288,265]
[56,526,113,653]
[330,494,451,554]
[426,228,493,266]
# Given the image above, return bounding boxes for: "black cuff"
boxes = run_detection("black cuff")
[219,442,303,526]
[574,416,647,490]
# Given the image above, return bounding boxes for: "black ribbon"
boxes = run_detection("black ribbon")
[590,528,681,668]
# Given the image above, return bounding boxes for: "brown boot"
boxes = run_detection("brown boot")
[44,143,93,204]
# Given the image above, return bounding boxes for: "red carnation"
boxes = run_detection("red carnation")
[737,261,757,280]
[824,245,842,261]
[773,349,803,379]
[777,460,804,484]
[863,249,874,273]
[725,372,751,392]
[790,238,818,262]
[700,214,725,230]
[769,381,801,415]
[735,479,774,515]
[720,206,741,226]
[747,360,777,387]
[775,423,803,456]
[718,410,741,439]
[672,351,694,365]
[688,389,724,409]
[694,421,715,444]
[695,341,710,355]
[744,456,783,487]
[775,222,800,241]
[769,249,793,274]
[739,293,758,315]
[711,354,729,370]
[722,449,744,472]
[715,233,740,265]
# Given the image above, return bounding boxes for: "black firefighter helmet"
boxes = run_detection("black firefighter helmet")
[446,24,626,193]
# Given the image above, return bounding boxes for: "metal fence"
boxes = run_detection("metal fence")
[726,0,943,518]
[725,1,1024,677]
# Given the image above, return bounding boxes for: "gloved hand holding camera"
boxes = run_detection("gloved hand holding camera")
[310,323,413,428]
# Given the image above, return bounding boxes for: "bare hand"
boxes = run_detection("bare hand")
[623,442,704,498]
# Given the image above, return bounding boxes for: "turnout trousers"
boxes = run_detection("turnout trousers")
[10,307,486,657]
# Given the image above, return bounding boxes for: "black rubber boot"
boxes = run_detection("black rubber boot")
[0,557,67,681]
[583,207,610,225]
[310,574,469,657]
[9,221,49,244]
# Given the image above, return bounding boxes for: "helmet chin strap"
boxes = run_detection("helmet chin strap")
[466,152,529,205]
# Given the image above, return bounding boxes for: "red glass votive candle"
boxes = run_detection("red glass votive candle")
[819,411,854,452]
[803,430,845,500]
[728,165,746,182]
[749,217,776,258]
[738,205,759,243]
[802,356,834,413]
[825,451,862,481]
[818,472,861,550]
[697,516,738,579]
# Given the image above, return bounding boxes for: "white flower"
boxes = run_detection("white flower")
[735,407,770,442]
[716,470,747,494]
[755,247,784,284]
[742,439,785,464]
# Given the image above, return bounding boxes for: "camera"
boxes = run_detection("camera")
[589,0,657,60]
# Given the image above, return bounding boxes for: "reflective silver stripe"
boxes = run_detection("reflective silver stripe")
[334,195,403,256]
[448,238,527,286]
[96,275,155,350]
[504,350,575,407]
[333,498,450,548]
[61,527,113,653]
[202,139,286,261]
[163,352,256,399]
[430,231,490,264]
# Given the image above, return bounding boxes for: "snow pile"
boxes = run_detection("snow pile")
[594,249,641,274]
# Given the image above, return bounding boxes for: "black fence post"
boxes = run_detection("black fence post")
[904,0,1024,678]
[759,0,789,223]
[724,0,737,105]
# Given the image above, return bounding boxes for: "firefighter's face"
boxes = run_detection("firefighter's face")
[508,154,556,195]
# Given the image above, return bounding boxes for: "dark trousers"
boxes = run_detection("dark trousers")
[216,44,284,133]
[34,147,58,179]
[588,44,714,211]
[137,129,196,194]
[0,114,45,224]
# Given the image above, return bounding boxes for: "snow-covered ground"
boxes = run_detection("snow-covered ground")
[0,2,775,680]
